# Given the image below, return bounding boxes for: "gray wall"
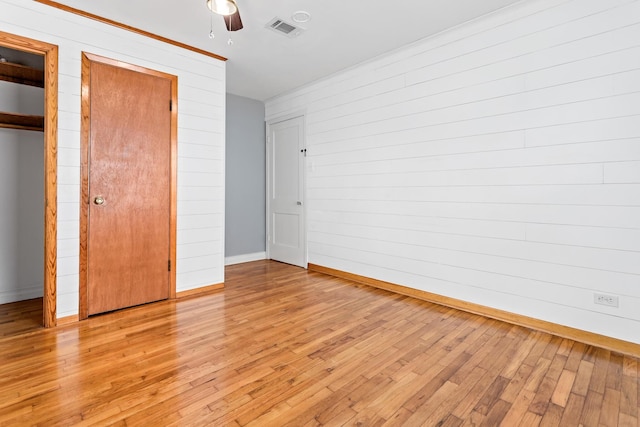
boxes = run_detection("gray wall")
[225,94,266,258]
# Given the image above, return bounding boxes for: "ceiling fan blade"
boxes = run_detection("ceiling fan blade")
[224,10,243,31]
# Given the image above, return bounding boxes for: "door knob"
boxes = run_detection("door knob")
[296,201,302,206]
[94,196,105,205]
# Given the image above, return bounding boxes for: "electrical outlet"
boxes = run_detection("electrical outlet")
[594,293,619,308]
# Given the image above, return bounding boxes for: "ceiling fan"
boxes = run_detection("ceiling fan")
[207,0,243,31]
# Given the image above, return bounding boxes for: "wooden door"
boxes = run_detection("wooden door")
[267,116,306,267]
[82,54,176,316]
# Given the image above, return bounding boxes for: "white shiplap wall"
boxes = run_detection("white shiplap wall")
[265,0,640,344]
[2,0,226,318]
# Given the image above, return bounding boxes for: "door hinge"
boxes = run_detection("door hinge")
[168,260,171,271]
[169,100,173,111]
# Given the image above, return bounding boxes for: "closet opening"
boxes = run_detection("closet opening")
[0,31,58,333]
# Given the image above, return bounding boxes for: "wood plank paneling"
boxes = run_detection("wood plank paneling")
[0,261,638,425]
[266,0,640,345]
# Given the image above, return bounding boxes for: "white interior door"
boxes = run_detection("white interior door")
[267,116,306,267]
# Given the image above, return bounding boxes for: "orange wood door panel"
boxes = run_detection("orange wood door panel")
[87,61,171,315]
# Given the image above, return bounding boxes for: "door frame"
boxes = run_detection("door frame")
[265,112,307,267]
[0,31,58,328]
[79,52,177,319]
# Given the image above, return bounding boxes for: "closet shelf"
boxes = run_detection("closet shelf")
[0,112,44,132]
[0,61,45,88]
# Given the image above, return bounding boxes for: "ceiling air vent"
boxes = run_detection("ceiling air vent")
[266,17,304,38]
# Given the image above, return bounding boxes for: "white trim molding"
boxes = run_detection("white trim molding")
[225,252,267,266]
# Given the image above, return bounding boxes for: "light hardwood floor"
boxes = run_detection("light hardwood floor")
[0,297,42,338]
[0,260,638,426]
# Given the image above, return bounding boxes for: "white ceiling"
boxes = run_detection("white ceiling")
[54,0,523,101]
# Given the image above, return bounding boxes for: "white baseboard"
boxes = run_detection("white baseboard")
[225,252,267,266]
[0,286,43,304]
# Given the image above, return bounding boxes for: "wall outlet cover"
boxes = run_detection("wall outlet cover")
[594,293,619,308]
